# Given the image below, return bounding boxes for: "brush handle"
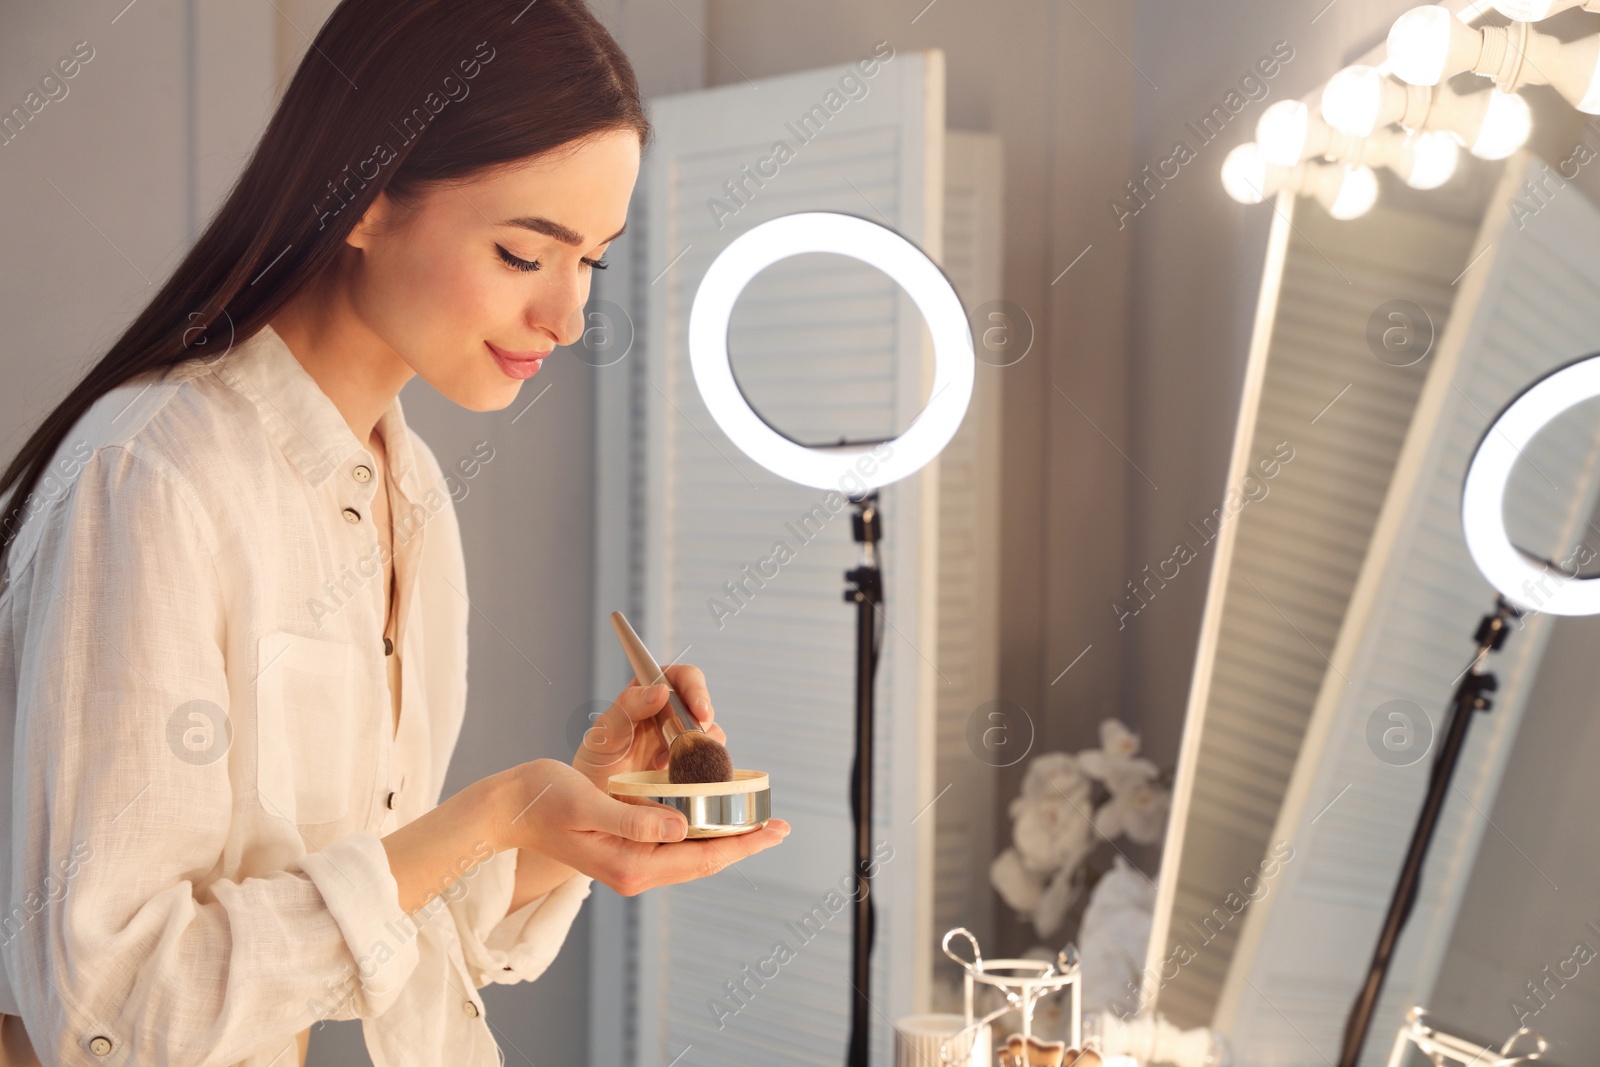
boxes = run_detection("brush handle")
[609,611,701,747]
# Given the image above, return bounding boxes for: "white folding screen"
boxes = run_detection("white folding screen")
[1219,158,1600,1064]
[588,49,971,1067]
[930,130,1004,981]
[1146,186,1481,1030]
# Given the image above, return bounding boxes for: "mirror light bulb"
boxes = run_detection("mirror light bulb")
[1491,0,1569,18]
[1323,66,1387,136]
[1329,164,1378,219]
[1222,143,1276,204]
[1388,6,1458,86]
[1401,129,1460,188]
[1256,100,1310,167]
[1321,163,1379,220]
[1570,36,1600,113]
[1472,90,1532,158]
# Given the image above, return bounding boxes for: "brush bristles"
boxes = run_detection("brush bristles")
[668,731,734,784]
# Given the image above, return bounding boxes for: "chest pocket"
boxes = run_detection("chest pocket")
[256,630,363,825]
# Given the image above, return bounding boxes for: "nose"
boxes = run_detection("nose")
[527,271,590,350]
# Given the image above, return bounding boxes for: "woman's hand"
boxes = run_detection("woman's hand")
[487,758,788,896]
[570,664,728,792]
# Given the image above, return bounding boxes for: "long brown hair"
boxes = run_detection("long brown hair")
[0,0,650,573]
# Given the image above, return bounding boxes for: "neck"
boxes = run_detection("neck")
[368,421,388,471]
[269,253,415,446]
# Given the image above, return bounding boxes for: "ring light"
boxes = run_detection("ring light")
[688,211,975,490]
[1462,352,1600,616]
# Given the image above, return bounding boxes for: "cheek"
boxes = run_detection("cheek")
[402,242,494,324]
[420,252,539,343]
[351,241,509,399]
[365,238,500,347]
[435,271,504,334]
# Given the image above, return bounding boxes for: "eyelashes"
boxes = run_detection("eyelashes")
[496,244,609,273]
[496,245,538,273]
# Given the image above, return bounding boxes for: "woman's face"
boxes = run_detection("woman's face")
[346,128,640,411]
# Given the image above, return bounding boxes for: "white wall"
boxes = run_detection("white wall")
[1,0,211,462]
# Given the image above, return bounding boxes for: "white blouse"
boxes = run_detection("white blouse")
[0,323,593,1066]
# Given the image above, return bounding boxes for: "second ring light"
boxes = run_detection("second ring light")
[687,210,975,491]
[1462,352,1600,616]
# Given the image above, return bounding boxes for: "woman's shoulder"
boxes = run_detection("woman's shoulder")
[5,363,266,571]
[78,361,267,491]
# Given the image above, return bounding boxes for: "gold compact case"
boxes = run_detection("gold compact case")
[606,769,772,838]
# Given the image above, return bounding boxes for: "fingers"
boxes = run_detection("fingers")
[578,699,641,764]
[591,665,722,778]
[661,664,713,726]
[611,664,715,728]
[576,818,793,896]
[590,791,688,843]
[734,818,789,850]
[615,682,671,724]
[621,819,791,891]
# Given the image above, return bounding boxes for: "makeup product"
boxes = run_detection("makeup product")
[998,1033,1090,1067]
[604,611,771,837]
[608,611,733,783]
[606,769,772,838]
[893,1014,990,1067]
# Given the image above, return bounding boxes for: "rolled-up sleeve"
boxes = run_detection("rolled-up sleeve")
[445,847,592,987]
[2,445,419,1064]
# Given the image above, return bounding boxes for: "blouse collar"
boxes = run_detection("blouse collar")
[214,322,422,498]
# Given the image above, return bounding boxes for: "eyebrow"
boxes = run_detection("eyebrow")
[498,215,627,248]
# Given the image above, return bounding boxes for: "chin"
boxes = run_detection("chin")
[429,374,520,414]
[473,385,525,413]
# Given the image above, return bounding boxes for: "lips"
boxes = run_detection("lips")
[487,340,551,380]
[487,341,553,361]
[486,343,550,382]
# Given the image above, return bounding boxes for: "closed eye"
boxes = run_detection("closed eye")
[496,244,539,273]
[497,244,609,272]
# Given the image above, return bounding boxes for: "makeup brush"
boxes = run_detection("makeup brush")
[609,611,734,785]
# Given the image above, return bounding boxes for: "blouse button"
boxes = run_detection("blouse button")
[384,636,394,655]
[87,1035,114,1056]
[386,790,398,809]
[463,1000,480,1018]
[342,507,361,523]
[353,465,373,482]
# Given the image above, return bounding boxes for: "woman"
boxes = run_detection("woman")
[0,1,788,1063]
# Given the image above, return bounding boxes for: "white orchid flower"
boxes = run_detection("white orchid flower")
[990,846,1046,914]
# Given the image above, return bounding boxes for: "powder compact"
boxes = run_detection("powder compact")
[606,769,772,838]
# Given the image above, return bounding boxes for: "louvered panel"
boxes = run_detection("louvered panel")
[1224,160,1600,1065]
[1156,193,1475,1030]
[629,52,947,1067]
[665,880,853,1065]
[1232,974,1367,1064]
[930,130,1003,984]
